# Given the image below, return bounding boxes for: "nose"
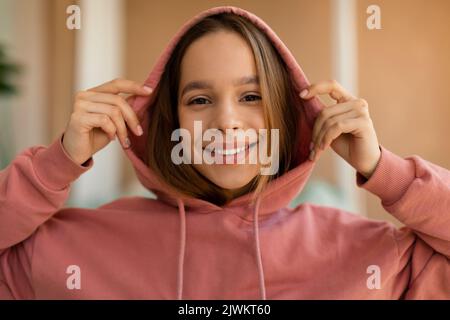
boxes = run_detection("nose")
[210,99,244,134]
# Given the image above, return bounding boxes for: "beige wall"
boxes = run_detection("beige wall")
[357,0,450,225]
[9,0,50,151]
[11,0,76,144]
[47,0,77,140]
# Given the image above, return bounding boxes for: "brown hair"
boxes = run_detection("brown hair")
[146,12,299,206]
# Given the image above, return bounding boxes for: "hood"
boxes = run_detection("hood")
[123,6,324,299]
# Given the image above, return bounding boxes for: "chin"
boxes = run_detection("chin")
[196,164,259,190]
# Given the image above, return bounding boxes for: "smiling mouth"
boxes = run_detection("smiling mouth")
[203,141,258,156]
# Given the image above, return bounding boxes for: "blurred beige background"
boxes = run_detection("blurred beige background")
[1,0,449,226]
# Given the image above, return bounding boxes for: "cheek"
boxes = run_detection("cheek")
[177,108,195,138]
[256,115,266,129]
[246,104,265,125]
[178,106,209,128]
[250,110,266,131]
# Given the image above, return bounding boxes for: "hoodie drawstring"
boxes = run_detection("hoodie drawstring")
[253,194,266,300]
[176,198,186,300]
[175,195,266,300]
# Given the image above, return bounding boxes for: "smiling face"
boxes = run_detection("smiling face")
[147,14,299,205]
[177,31,265,193]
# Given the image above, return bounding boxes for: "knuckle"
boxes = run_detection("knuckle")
[110,106,122,118]
[356,98,368,109]
[74,90,87,100]
[101,114,110,124]
[112,77,124,85]
[352,99,366,115]
[78,99,89,109]
[324,118,334,130]
[329,79,339,87]
[334,121,343,131]
[114,95,126,106]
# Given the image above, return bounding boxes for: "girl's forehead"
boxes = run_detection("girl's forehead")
[180,33,256,73]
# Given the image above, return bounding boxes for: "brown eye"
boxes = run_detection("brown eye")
[242,94,261,102]
[188,97,210,105]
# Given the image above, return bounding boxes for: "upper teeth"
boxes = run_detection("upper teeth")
[207,145,247,155]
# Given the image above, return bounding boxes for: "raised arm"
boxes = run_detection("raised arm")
[0,133,93,299]
[0,133,93,252]
[357,146,450,298]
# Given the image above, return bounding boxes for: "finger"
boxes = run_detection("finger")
[319,119,364,155]
[88,78,153,97]
[314,110,359,152]
[310,118,356,162]
[300,79,356,103]
[81,92,143,136]
[311,101,355,144]
[82,102,131,148]
[81,113,117,141]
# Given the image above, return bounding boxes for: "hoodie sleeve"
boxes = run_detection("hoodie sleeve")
[356,146,450,298]
[0,132,93,298]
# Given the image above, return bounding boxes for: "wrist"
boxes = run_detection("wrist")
[358,146,382,179]
[61,133,90,166]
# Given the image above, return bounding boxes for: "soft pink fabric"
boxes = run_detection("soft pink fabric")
[1,6,449,300]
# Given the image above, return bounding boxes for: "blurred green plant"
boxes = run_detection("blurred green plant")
[0,44,21,169]
[0,44,20,96]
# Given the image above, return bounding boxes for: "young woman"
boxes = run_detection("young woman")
[0,6,449,299]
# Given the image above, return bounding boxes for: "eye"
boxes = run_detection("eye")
[187,97,210,105]
[242,94,261,102]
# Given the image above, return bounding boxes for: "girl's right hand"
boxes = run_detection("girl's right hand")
[62,78,153,166]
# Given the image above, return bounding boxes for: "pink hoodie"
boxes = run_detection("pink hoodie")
[1,6,449,300]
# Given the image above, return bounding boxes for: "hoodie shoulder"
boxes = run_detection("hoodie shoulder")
[96,196,169,212]
[292,202,400,245]
[39,196,174,232]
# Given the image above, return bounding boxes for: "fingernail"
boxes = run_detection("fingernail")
[143,85,153,94]
[309,150,315,161]
[123,137,131,148]
[136,125,143,136]
[309,142,314,151]
[300,89,308,98]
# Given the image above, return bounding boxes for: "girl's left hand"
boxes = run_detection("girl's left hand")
[300,79,381,179]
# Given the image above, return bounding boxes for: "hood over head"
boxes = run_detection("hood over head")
[123,6,324,299]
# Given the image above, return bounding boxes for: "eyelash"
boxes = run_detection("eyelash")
[187,94,262,105]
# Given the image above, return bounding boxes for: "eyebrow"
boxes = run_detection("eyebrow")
[180,75,259,97]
